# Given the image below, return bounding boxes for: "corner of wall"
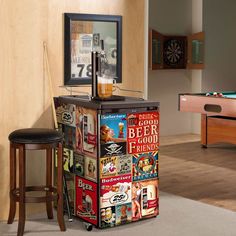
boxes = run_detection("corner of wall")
[190,0,203,134]
[144,0,149,99]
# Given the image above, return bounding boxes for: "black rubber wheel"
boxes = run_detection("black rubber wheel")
[86,225,93,231]
[83,222,93,231]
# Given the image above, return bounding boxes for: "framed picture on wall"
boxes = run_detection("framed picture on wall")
[64,13,122,85]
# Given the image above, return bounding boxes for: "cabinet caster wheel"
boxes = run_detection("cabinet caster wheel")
[83,222,93,231]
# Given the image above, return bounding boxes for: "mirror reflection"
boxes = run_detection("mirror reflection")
[71,21,117,79]
[64,13,122,85]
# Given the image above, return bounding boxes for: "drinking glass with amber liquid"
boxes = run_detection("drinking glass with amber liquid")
[97,76,116,99]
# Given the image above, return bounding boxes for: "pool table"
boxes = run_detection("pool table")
[179,91,236,147]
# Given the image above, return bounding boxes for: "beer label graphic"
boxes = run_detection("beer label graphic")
[100,142,126,157]
[127,111,159,154]
[117,155,132,175]
[132,180,159,221]
[73,153,84,177]
[100,156,118,178]
[100,206,116,228]
[82,109,97,155]
[84,156,97,182]
[76,176,98,225]
[132,152,158,181]
[55,102,76,127]
[100,113,127,145]
[76,106,97,157]
[100,155,132,178]
[64,125,77,150]
[100,174,132,208]
[115,203,132,225]
[55,148,73,173]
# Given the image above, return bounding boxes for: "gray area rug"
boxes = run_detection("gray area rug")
[2,142,236,236]
[1,192,236,236]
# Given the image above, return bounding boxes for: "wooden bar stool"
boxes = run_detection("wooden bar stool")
[7,128,66,236]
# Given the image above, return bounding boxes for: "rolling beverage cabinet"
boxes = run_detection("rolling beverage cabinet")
[54,95,160,230]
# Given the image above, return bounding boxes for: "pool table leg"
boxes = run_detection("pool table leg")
[201,114,208,148]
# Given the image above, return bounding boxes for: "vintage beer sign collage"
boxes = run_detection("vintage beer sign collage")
[54,99,159,228]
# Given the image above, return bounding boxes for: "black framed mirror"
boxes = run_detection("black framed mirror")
[64,13,122,85]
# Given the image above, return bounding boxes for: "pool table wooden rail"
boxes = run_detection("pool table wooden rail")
[178,93,236,147]
[179,93,236,118]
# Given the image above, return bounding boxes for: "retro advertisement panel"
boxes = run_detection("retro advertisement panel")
[132,152,158,181]
[76,106,97,157]
[100,156,118,178]
[127,111,159,154]
[84,156,97,182]
[55,101,77,127]
[76,176,98,225]
[132,179,159,221]
[100,155,132,179]
[100,202,132,228]
[73,152,84,176]
[101,142,126,157]
[115,202,132,225]
[100,206,116,228]
[100,113,127,157]
[64,126,77,150]
[55,148,74,173]
[100,174,132,208]
[117,155,132,175]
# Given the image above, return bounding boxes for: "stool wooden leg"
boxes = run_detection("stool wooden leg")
[46,148,53,219]
[17,145,26,236]
[57,143,66,231]
[8,143,16,224]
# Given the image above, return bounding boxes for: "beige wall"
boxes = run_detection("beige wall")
[148,0,193,136]
[203,0,236,91]
[190,0,202,134]
[0,0,145,220]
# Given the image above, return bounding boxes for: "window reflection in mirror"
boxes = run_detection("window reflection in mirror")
[64,13,122,85]
[71,21,117,79]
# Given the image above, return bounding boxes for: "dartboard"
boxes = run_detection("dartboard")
[163,38,186,68]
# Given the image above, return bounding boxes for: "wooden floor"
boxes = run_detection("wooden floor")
[160,134,236,212]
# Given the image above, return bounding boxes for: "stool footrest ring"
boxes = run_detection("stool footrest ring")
[10,186,58,203]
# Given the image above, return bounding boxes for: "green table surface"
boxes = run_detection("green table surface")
[223,94,236,98]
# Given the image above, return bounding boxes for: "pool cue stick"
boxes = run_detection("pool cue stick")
[43,42,73,222]
[63,173,73,222]
[43,42,58,129]
[63,175,73,222]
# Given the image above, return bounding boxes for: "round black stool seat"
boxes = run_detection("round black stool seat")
[7,128,66,235]
[8,128,63,144]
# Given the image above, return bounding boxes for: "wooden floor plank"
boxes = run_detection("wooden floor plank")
[160,140,236,211]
